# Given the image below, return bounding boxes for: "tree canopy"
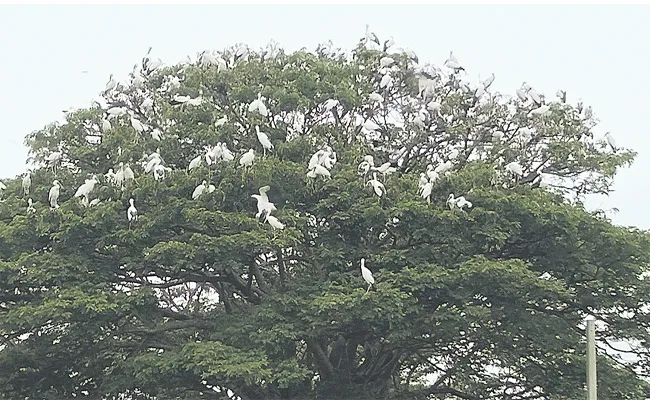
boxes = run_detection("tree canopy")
[1,31,650,399]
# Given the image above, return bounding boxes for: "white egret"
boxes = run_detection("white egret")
[363,120,380,132]
[151,128,163,141]
[45,151,62,173]
[372,162,393,175]
[107,106,127,119]
[379,56,395,68]
[89,198,100,207]
[426,100,442,114]
[481,73,495,90]
[248,93,269,117]
[220,143,235,162]
[418,173,429,193]
[366,173,386,197]
[74,175,99,199]
[131,116,146,134]
[255,126,274,156]
[124,163,135,183]
[307,164,331,179]
[105,74,117,93]
[102,119,112,132]
[308,149,327,170]
[127,198,137,226]
[153,164,170,181]
[434,161,453,175]
[369,92,384,103]
[505,161,524,176]
[22,173,31,196]
[144,149,162,173]
[360,258,375,293]
[492,130,504,142]
[357,161,372,176]
[421,181,433,203]
[379,73,393,89]
[27,198,36,214]
[105,168,117,185]
[324,99,339,111]
[528,105,551,117]
[188,155,202,171]
[265,214,285,230]
[444,51,464,72]
[49,180,63,209]
[192,180,210,200]
[604,132,617,152]
[252,185,277,219]
[215,115,228,127]
[240,149,255,167]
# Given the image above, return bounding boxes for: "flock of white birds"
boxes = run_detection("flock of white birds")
[1,25,619,290]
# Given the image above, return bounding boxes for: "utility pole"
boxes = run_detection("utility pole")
[586,317,597,400]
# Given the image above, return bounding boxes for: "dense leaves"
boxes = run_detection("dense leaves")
[1,33,649,399]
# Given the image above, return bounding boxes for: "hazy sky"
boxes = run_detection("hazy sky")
[1,5,648,227]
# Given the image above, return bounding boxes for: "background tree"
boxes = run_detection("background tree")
[1,30,649,399]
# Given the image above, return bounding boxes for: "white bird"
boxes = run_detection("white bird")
[101,119,112,132]
[74,176,99,199]
[324,99,339,111]
[252,185,277,219]
[0,181,6,200]
[123,164,135,183]
[369,92,384,103]
[220,143,235,162]
[307,164,331,179]
[360,258,375,293]
[447,193,472,211]
[379,56,395,68]
[455,196,473,210]
[366,173,386,197]
[215,115,228,127]
[427,100,442,114]
[22,173,31,196]
[604,132,617,152]
[481,73,495,90]
[49,180,63,209]
[45,151,63,173]
[308,149,327,170]
[528,105,551,117]
[505,161,524,176]
[105,168,117,185]
[188,155,202,171]
[420,181,433,203]
[107,106,127,119]
[357,161,372,176]
[372,162,396,178]
[265,214,285,230]
[363,120,380,132]
[105,74,117,92]
[192,180,215,200]
[379,73,393,89]
[444,51,463,71]
[131,116,146,134]
[144,149,162,173]
[492,130,504,142]
[239,149,255,167]
[255,126,274,155]
[153,164,170,181]
[148,128,162,141]
[127,198,138,224]
[27,198,36,214]
[248,93,269,117]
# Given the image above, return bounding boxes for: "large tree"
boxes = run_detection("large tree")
[1,31,649,399]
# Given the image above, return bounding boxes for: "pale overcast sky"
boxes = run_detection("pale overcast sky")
[1,5,648,228]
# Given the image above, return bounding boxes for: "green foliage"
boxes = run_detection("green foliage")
[1,35,649,400]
